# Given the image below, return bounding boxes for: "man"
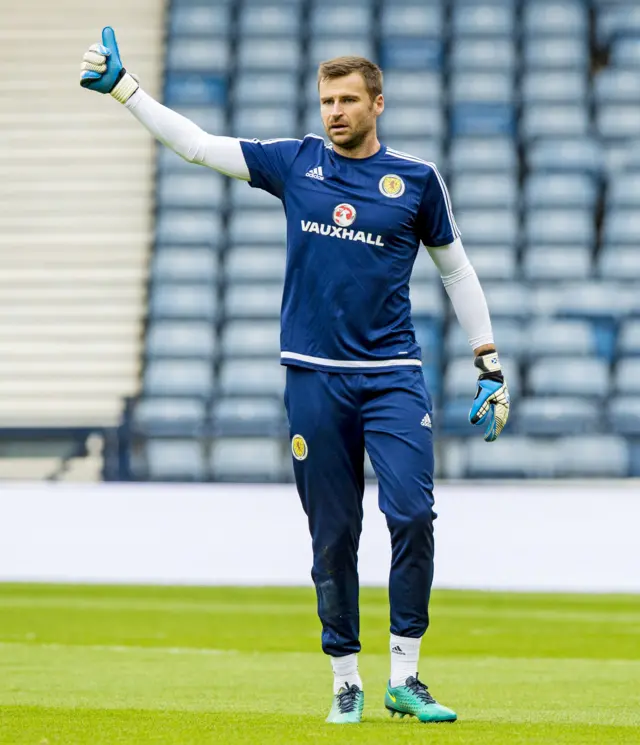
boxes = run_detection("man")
[80,29,510,725]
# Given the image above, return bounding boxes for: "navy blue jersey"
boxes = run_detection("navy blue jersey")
[239,134,460,373]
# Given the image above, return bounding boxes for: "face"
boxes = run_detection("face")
[319,72,384,150]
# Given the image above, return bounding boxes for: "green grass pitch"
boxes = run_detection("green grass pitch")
[0,584,639,744]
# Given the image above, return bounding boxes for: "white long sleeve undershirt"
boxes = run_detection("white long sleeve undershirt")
[427,238,495,351]
[125,89,250,179]
[123,90,494,351]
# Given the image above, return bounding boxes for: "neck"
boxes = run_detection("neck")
[333,131,381,159]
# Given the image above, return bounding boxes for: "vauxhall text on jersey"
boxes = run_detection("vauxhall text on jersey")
[240,134,460,374]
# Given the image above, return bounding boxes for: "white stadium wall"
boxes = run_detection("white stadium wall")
[1,482,639,593]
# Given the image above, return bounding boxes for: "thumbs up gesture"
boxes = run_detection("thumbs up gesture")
[80,26,139,104]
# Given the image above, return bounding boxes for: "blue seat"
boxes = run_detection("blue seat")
[225,284,282,320]
[606,173,640,209]
[218,360,285,397]
[146,439,206,481]
[525,209,595,247]
[383,138,442,165]
[225,247,286,283]
[149,285,218,322]
[528,138,603,176]
[151,248,218,283]
[466,246,518,280]
[302,108,324,137]
[382,72,442,105]
[449,137,518,173]
[455,209,519,245]
[615,358,640,395]
[379,39,442,71]
[146,321,217,359]
[526,320,596,359]
[596,3,640,45]
[172,106,226,135]
[535,281,629,322]
[166,39,230,73]
[522,71,588,104]
[220,320,281,358]
[602,209,640,244]
[529,358,610,398]
[156,172,226,210]
[465,437,556,479]
[164,74,227,106]
[522,246,591,280]
[450,39,515,71]
[609,397,640,435]
[521,105,589,139]
[211,397,285,437]
[447,318,524,359]
[598,247,640,280]
[233,107,297,140]
[144,359,213,396]
[524,173,597,209]
[523,1,588,37]
[481,283,531,319]
[617,321,640,356]
[452,2,515,37]
[234,73,298,106]
[516,397,600,436]
[594,69,640,105]
[229,180,281,209]
[379,106,443,138]
[310,38,375,68]
[157,146,199,174]
[309,2,373,36]
[236,39,301,71]
[612,38,640,67]
[380,2,444,39]
[450,103,516,136]
[155,210,222,246]
[239,2,303,36]
[524,37,589,69]
[132,398,206,437]
[411,252,440,282]
[597,105,640,140]
[408,282,445,319]
[554,436,628,478]
[228,210,286,244]
[451,72,513,103]
[170,3,231,36]
[210,438,284,482]
[452,174,517,209]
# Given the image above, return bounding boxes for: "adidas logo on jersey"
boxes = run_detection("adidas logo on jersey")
[421,413,432,428]
[305,166,324,181]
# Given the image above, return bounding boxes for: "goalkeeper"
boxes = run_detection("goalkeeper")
[80,29,510,725]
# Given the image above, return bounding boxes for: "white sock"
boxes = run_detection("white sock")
[331,653,362,694]
[390,634,421,687]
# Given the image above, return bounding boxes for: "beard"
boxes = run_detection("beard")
[326,117,374,150]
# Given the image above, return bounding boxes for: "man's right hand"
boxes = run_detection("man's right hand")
[80,26,139,104]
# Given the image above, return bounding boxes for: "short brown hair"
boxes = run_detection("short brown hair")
[317,56,383,101]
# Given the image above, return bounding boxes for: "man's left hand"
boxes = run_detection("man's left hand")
[469,351,510,442]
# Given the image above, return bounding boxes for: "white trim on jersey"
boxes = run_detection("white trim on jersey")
[280,352,422,369]
[385,148,461,239]
[237,137,302,145]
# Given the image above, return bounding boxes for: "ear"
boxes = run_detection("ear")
[374,93,384,116]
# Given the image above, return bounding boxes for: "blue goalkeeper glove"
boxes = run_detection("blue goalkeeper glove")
[80,26,139,104]
[469,351,510,442]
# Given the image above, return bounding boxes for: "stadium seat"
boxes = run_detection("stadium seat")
[450,103,516,136]
[144,359,213,397]
[220,320,281,358]
[617,321,640,357]
[596,2,640,45]
[528,138,603,176]
[516,397,600,436]
[151,248,219,283]
[310,2,373,36]
[594,69,640,105]
[156,172,226,210]
[409,282,445,319]
[524,173,597,209]
[236,39,301,72]
[380,106,444,138]
[528,358,610,398]
[523,37,589,69]
[606,173,640,209]
[166,39,230,73]
[452,2,515,38]
[146,439,206,481]
[523,1,588,37]
[234,73,298,107]
[598,247,640,280]
[379,39,442,71]
[522,246,591,280]
[449,137,518,174]
[218,360,285,397]
[533,281,629,321]
[380,2,444,39]
[239,2,303,36]
[173,105,226,133]
[452,174,518,209]
[157,145,202,174]
[454,209,519,246]
[225,284,282,320]
[170,3,231,36]
[382,72,442,105]
[210,438,285,482]
[611,38,640,67]
[521,105,589,140]
[149,285,218,321]
[466,246,518,280]
[525,209,595,247]
[155,210,222,246]
[233,107,297,140]
[225,248,286,283]
[479,283,531,320]
[525,319,596,359]
[602,209,640,245]
[132,398,206,437]
[465,437,556,479]
[554,436,629,478]
[414,319,443,365]
[211,397,286,437]
[146,321,217,359]
[614,359,640,395]
[609,397,640,436]
[450,39,516,71]
[451,73,513,103]
[228,211,286,244]
[310,38,376,68]
[164,74,227,107]
[522,71,588,104]
[597,106,640,140]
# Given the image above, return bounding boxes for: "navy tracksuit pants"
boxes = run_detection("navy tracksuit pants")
[284,366,437,657]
